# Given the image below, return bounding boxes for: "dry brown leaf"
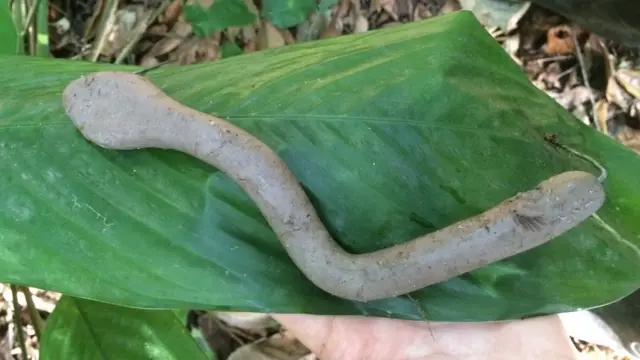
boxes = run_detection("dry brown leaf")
[504,1,530,33]
[82,0,106,40]
[216,312,273,334]
[413,3,431,21]
[369,0,380,14]
[171,31,221,64]
[535,61,566,90]
[242,25,257,41]
[615,68,640,100]
[257,20,286,49]
[395,0,411,20]
[606,75,635,111]
[632,100,640,119]
[616,125,640,153]
[323,0,351,36]
[550,85,593,110]
[147,23,168,36]
[349,0,360,13]
[319,26,339,38]
[440,0,462,14]
[296,355,318,360]
[379,0,398,21]
[226,27,241,40]
[336,0,351,17]
[228,330,310,360]
[382,21,400,28]
[354,14,369,33]
[164,0,183,24]
[100,6,148,57]
[503,33,520,58]
[280,29,296,45]
[595,98,613,134]
[195,312,245,360]
[140,20,192,66]
[244,39,257,53]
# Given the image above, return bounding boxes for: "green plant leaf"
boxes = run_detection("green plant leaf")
[40,296,207,359]
[317,0,338,13]
[262,0,316,28]
[183,0,256,37]
[0,11,639,322]
[0,0,20,55]
[221,40,243,58]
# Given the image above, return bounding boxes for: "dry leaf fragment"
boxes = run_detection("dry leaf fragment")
[595,98,613,134]
[228,330,311,360]
[280,29,296,45]
[502,33,520,58]
[354,14,369,33]
[164,0,183,24]
[216,312,273,334]
[550,85,594,110]
[100,6,148,58]
[319,26,339,38]
[440,0,461,14]
[172,30,221,64]
[379,0,398,21]
[395,0,412,20]
[140,20,192,65]
[147,24,168,36]
[243,39,257,53]
[615,68,640,100]
[257,20,286,49]
[606,75,635,111]
[413,3,431,21]
[615,125,640,153]
[504,1,530,33]
[82,0,107,41]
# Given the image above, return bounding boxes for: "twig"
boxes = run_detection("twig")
[536,55,575,64]
[557,64,578,80]
[10,285,28,360]
[114,0,172,64]
[132,59,172,75]
[19,287,44,339]
[18,0,40,36]
[571,28,601,133]
[90,0,120,62]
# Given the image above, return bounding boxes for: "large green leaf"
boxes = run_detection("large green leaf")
[0,11,639,322]
[40,296,207,359]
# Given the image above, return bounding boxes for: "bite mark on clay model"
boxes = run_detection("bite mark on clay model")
[62,71,606,302]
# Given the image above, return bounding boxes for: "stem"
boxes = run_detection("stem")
[19,287,44,339]
[10,285,28,360]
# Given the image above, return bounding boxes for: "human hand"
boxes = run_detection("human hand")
[272,313,577,360]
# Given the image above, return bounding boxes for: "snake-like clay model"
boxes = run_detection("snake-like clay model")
[62,71,606,302]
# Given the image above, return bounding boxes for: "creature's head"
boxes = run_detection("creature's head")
[62,71,170,150]
[514,170,605,234]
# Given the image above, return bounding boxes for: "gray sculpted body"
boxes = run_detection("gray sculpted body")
[62,71,606,302]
